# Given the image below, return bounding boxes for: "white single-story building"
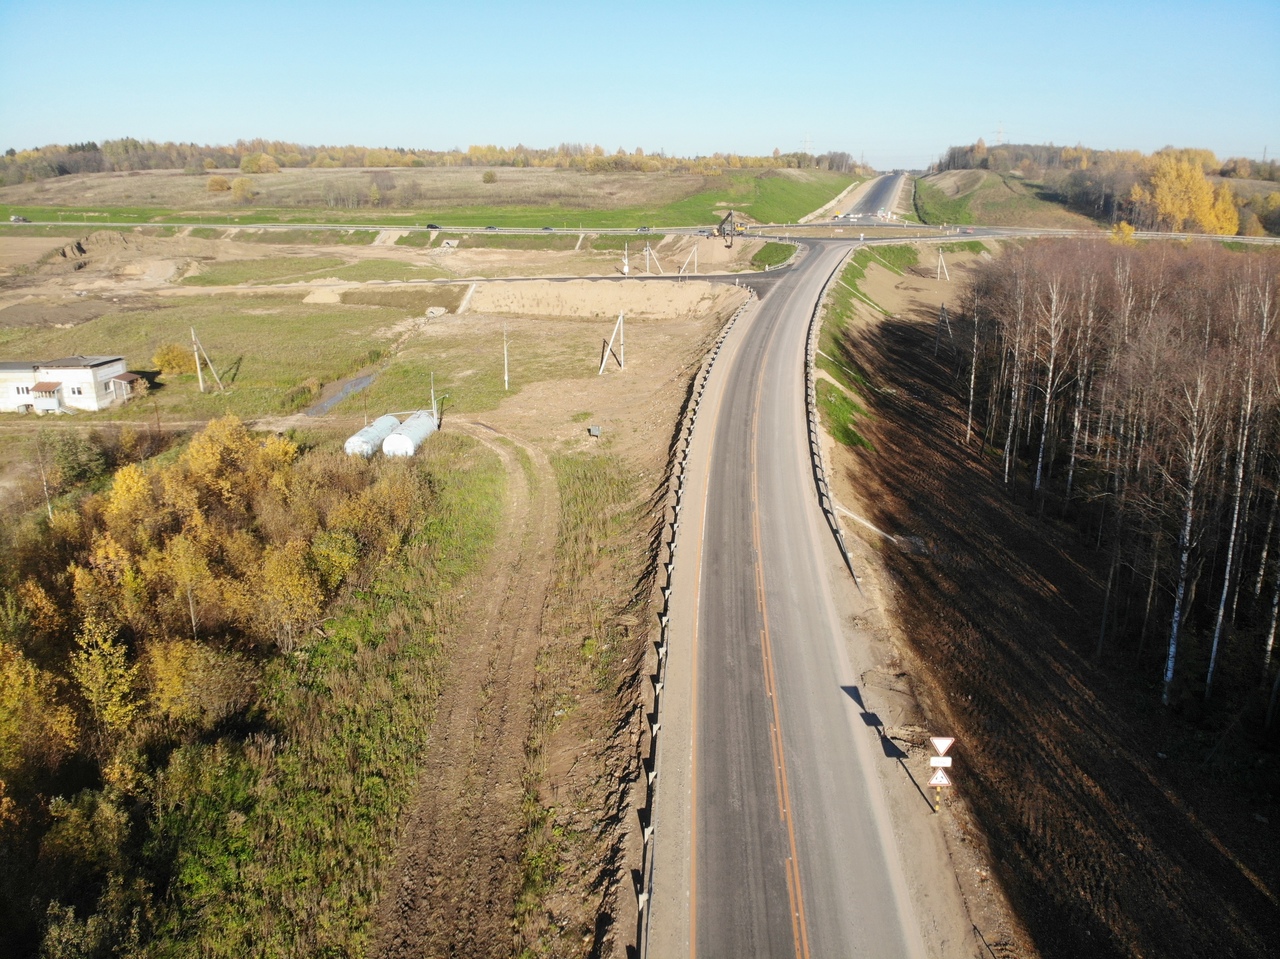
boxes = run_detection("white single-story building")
[0,355,139,413]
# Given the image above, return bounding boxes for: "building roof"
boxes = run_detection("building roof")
[111,372,141,382]
[39,355,124,369]
[32,382,62,392]
[0,361,39,371]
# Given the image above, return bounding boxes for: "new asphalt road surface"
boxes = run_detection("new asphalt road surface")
[646,239,926,957]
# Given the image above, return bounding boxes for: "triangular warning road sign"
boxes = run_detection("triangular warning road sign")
[929,769,951,787]
[930,737,955,756]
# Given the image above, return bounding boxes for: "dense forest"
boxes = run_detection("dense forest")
[934,141,1280,236]
[960,240,1280,721]
[0,418,503,957]
[0,139,864,187]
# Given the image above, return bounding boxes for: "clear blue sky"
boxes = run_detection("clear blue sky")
[2,0,1276,170]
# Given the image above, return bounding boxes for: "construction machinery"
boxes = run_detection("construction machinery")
[715,210,747,247]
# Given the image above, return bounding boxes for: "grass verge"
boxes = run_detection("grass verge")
[238,229,379,245]
[913,178,974,225]
[816,378,872,449]
[750,241,797,269]
[938,240,988,254]
[513,452,641,957]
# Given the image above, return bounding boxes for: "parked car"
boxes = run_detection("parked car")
[484,226,498,231]
[426,223,441,230]
[541,226,554,231]
[9,215,30,223]
[637,226,651,233]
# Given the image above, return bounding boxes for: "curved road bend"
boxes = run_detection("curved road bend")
[647,240,926,958]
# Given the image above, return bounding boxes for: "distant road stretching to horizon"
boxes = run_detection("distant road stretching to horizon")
[646,175,927,957]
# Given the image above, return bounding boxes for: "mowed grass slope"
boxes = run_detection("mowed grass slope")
[914,170,1097,229]
[0,167,854,228]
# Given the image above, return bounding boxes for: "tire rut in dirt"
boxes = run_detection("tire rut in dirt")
[372,430,558,959]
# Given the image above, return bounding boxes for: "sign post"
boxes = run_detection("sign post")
[928,737,955,813]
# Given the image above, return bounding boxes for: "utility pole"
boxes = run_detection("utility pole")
[598,312,626,374]
[503,323,509,391]
[193,329,205,393]
[34,434,53,521]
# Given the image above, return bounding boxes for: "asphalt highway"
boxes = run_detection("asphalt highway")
[844,172,907,219]
[647,241,925,958]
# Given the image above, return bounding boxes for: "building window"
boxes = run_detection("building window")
[71,386,83,396]
[16,386,30,395]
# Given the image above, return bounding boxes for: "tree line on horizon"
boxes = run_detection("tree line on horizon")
[959,239,1280,725]
[0,138,866,188]
[934,140,1280,237]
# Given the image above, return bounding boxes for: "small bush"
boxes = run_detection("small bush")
[231,177,255,205]
[482,170,497,184]
[206,176,230,193]
[153,342,197,374]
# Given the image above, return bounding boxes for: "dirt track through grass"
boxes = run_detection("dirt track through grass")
[373,423,559,959]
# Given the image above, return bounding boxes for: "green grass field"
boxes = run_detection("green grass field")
[750,241,797,269]
[179,256,348,286]
[0,169,853,230]
[439,232,582,251]
[323,259,454,282]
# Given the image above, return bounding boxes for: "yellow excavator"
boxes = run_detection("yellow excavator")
[715,210,747,247]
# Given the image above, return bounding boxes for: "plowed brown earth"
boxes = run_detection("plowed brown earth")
[828,260,1279,959]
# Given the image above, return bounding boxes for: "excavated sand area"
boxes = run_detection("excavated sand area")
[467,277,744,318]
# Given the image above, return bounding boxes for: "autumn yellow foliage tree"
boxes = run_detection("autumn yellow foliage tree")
[0,641,79,776]
[148,639,254,730]
[70,616,140,747]
[1129,154,1238,234]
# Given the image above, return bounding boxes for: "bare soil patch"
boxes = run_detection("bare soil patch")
[824,256,1279,959]
[0,236,81,271]
[366,285,746,957]
[468,278,742,319]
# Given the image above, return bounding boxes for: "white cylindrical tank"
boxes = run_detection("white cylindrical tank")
[343,414,401,458]
[382,410,438,457]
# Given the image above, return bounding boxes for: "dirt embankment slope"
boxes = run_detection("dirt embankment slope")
[824,249,1278,959]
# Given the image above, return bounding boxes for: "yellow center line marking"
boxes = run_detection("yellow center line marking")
[749,334,811,959]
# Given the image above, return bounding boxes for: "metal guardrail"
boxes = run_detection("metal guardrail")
[804,248,862,589]
[634,289,755,959]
